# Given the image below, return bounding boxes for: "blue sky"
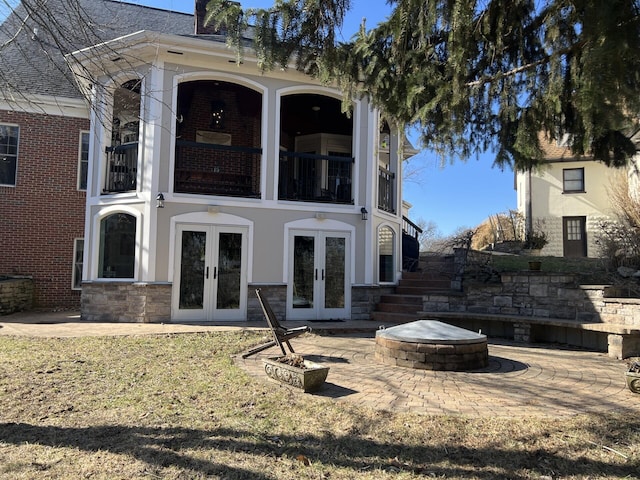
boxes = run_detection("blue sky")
[0,0,515,235]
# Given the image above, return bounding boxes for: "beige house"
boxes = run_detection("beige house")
[69,1,418,323]
[515,135,630,258]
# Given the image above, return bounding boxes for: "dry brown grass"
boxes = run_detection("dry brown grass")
[0,332,639,479]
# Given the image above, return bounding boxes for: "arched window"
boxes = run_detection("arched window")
[379,226,395,283]
[98,213,136,278]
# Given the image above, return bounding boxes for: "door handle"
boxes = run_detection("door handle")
[322,269,325,280]
[205,267,209,279]
[315,269,318,280]
[214,267,217,279]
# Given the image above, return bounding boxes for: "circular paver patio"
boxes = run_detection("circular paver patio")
[238,333,640,417]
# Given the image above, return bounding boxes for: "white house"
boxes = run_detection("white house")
[68,0,418,323]
[515,135,629,258]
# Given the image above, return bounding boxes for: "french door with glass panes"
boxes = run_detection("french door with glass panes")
[173,224,247,321]
[287,230,350,320]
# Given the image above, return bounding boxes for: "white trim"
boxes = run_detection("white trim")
[0,94,89,118]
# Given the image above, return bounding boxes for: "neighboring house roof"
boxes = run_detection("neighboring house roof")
[538,132,591,163]
[0,0,194,101]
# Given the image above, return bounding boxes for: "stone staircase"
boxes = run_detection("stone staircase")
[372,255,455,324]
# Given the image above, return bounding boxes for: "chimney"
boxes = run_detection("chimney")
[195,0,238,35]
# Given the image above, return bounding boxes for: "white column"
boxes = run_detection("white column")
[141,62,166,281]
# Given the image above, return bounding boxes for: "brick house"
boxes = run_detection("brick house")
[2,0,419,321]
[0,1,193,309]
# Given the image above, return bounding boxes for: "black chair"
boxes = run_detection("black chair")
[241,288,311,358]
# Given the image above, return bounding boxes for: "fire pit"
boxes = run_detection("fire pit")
[375,320,488,371]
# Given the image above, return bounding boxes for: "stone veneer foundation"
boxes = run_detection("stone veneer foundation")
[375,320,489,371]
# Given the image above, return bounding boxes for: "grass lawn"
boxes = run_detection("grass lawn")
[0,332,639,479]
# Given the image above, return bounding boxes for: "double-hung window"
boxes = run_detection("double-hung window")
[0,124,19,186]
[78,131,89,190]
[563,168,584,193]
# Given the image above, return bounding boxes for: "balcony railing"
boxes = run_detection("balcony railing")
[378,166,395,213]
[278,151,353,204]
[104,143,138,193]
[174,140,261,198]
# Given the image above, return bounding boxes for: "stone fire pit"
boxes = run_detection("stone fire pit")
[375,320,488,371]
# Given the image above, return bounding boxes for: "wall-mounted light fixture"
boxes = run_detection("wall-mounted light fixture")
[156,193,165,208]
[210,100,225,129]
[361,207,368,221]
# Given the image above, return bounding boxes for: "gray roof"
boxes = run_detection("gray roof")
[0,0,194,100]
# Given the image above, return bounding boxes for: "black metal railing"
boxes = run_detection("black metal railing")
[278,151,353,204]
[402,215,423,239]
[378,166,395,213]
[174,140,261,198]
[104,143,138,193]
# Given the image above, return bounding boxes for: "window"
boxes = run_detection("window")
[72,239,84,289]
[0,124,19,186]
[379,226,395,283]
[78,131,89,190]
[98,213,136,278]
[563,168,584,193]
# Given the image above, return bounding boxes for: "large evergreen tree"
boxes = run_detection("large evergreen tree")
[207,0,640,170]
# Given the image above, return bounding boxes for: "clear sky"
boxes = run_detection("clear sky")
[105,1,519,235]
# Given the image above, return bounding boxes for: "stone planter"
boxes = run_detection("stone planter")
[263,357,329,392]
[626,362,640,394]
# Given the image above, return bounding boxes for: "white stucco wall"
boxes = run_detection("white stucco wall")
[517,160,625,257]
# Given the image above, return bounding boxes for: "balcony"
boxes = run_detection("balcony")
[174,140,261,198]
[378,166,395,213]
[104,143,138,193]
[278,151,353,204]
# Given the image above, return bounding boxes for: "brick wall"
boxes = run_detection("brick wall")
[0,109,88,309]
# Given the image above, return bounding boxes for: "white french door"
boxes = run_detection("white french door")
[172,224,248,321]
[287,230,350,320]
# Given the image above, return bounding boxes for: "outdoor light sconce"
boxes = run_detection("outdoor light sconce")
[156,192,165,208]
[361,207,368,221]
[210,100,225,129]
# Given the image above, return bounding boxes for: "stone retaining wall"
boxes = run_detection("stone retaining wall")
[424,272,640,328]
[0,277,33,315]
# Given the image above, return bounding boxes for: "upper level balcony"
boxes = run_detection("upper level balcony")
[101,79,371,205]
[104,142,137,193]
[174,140,261,197]
[378,166,395,213]
[278,150,353,204]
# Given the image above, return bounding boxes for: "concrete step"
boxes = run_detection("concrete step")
[399,278,451,289]
[375,302,423,314]
[396,286,455,295]
[379,294,423,305]
[370,311,420,324]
